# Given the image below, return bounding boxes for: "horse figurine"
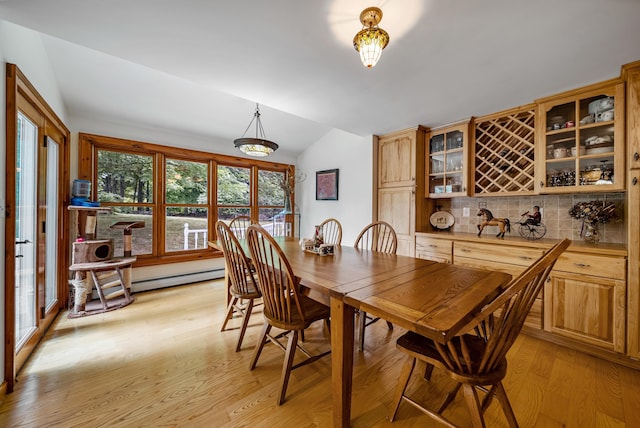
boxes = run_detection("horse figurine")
[477,208,511,239]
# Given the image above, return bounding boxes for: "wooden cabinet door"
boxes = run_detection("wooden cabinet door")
[378,130,416,188]
[544,272,626,353]
[378,187,414,257]
[627,169,640,357]
[623,61,640,358]
[427,121,470,198]
[623,61,640,170]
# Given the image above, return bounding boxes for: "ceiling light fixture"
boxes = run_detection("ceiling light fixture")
[234,103,279,157]
[353,6,389,68]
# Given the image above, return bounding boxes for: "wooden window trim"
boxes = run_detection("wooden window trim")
[78,133,292,267]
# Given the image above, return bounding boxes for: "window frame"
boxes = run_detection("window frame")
[78,133,293,267]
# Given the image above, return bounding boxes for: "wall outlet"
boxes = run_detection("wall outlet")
[463,207,470,217]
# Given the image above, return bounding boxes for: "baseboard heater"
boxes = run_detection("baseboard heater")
[131,268,225,293]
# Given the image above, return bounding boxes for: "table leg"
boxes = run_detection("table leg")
[331,296,354,428]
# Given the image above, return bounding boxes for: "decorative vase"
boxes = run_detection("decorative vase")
[581,221,600,244]
[284,193,292,214]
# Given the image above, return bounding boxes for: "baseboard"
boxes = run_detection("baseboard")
[131,268,225,293]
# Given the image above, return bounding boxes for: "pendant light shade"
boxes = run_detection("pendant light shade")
[233,103,279,157]
[353,7,389,68]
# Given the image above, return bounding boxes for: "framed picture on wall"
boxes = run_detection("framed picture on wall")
[316,169,339,200]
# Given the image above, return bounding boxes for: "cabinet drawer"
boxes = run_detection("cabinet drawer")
[454,256,524,277]
[415,236,452,256]
[416,251,452,264]
[454,241,544,267]
[554,252,626,280]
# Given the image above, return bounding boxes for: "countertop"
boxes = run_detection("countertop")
[415,231,627,257]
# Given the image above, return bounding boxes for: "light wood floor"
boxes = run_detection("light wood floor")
[1,280,640,427]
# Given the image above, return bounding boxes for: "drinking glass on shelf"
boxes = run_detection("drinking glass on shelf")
[447,158,455,172]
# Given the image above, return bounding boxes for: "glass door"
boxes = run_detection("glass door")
[6,63,68,391]
[15,112,38,349]
[45,136,59,311]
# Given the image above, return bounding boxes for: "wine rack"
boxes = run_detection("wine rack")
[473,104,536,195]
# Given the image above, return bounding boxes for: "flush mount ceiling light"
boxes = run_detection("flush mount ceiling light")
[353,6,390,68]
[233,103,279,157]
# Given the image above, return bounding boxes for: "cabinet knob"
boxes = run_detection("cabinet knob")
[635,152,640,161]
[540,181,545,187]
[633,177,639,186]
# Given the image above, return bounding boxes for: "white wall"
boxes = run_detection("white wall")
[0,18,69,387]
[296,129,373,246]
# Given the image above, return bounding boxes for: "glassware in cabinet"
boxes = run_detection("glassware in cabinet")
[427,122,470,198]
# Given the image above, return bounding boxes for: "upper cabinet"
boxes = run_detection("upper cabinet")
[378,128,423,188]
[426,121,471,198]
[536,79,625,193]
[623,61,640,170]
[473,104,537,196]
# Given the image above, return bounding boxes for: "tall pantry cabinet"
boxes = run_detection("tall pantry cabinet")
[623,61,640,358]
[374,126,428,256]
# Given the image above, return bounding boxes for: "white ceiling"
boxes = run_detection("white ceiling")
[2,0,640,156]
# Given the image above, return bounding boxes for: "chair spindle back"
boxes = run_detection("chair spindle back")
[354,221,397,254]
[247,224,305,326]
[215,221,258,297]
[319,218,343,245]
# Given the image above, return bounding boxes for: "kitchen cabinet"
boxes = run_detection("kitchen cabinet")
[415,234,452,263]
[375,126,428,257]
[378,129,419,188]
[536,79,625,193]
[453,241,545,330]
[427,121,471,198]
[545,252,626,353]
[378,187,415,257]
[473,104,537,196]
[623,60,640,358]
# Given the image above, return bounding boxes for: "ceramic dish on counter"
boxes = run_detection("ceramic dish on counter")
[430,211,455,230]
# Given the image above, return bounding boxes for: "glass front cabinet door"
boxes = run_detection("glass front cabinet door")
[536,80,625,193]
[427,121,470,198]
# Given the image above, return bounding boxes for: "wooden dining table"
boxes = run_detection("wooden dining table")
[211,237,512,427]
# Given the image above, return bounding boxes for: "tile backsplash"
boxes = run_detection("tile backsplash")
[436,193,625,244]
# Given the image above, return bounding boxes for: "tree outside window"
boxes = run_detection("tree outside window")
[81,133,293,266]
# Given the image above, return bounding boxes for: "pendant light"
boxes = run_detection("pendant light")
[233,103,279,157]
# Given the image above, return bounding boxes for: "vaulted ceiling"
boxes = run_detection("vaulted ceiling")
[2,0,640,156]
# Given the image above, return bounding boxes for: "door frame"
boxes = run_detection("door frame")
[4,63,71,392]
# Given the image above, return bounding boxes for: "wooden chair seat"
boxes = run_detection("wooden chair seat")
[265,293,329,331]
[228,274,261,300]
[390,239,571,428]
[396,331,506,384]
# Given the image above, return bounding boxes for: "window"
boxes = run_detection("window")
[79,133,293,266]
